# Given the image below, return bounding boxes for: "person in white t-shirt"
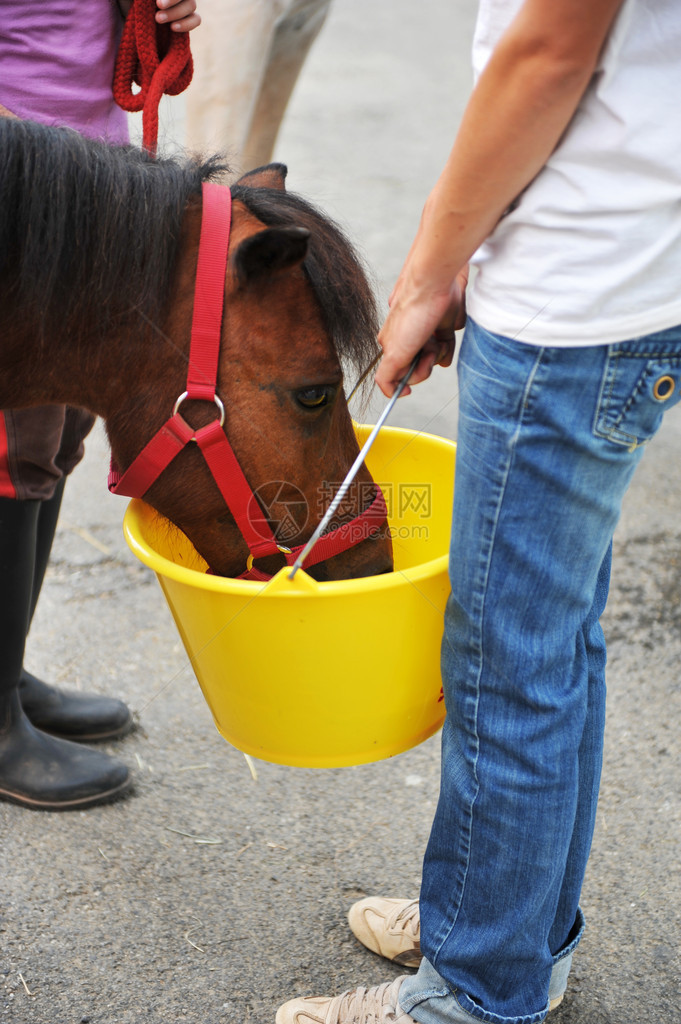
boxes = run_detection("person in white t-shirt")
[277,1,681,1022]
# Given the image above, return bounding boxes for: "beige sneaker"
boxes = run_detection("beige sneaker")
[347,898,564,1013]
[276,975,416,1024]
[348,898,422,969]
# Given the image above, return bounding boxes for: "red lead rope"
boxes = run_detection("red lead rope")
[113,0,193,155]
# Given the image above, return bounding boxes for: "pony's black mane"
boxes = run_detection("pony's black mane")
[0,118,222,345]
[0,118,379,377]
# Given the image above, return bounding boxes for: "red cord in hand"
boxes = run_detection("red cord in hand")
[113,0,193,155]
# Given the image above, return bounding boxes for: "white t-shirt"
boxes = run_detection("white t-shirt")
[467,0,681,346]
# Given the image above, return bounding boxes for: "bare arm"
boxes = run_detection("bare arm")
[376,0,627,396]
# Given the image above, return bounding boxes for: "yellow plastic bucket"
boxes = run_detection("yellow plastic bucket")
[123,425,455,767]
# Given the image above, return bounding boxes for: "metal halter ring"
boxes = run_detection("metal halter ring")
[172,391,226,427]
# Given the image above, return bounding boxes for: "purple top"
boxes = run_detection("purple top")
[0,0,128,144]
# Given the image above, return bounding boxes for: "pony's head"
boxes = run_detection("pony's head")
[0,119,392,581]
[111,164,393,580]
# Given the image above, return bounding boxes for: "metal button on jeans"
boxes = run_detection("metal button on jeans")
[653,374,676,401]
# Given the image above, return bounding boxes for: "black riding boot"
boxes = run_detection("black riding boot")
[0,496,132,810]
[18,479,133,741]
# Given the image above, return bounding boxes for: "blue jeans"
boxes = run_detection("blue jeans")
[400,320,681,1024]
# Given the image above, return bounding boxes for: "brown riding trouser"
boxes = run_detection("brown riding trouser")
[0,406,96,501]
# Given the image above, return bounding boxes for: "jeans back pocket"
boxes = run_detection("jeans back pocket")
[594,342,681,450]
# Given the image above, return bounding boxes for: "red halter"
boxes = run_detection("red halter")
[109,182,387,580]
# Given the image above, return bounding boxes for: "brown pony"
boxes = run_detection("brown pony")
[0,118,392,580]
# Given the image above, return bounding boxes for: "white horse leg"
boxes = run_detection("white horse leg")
[241,0,332,171]
[184,0,331,171]
[184,0,278,161]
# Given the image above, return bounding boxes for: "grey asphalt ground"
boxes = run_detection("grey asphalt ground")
[2,2,680,1022]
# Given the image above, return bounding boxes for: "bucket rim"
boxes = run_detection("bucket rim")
[123,500,449,596]
[123,424,454,597]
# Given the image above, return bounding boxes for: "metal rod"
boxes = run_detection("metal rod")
[289,356,418,579]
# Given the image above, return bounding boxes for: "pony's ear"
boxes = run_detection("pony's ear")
[235,163,288,191]
[235,226,310,283]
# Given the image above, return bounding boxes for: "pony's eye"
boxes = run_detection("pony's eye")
[295,386,332,410]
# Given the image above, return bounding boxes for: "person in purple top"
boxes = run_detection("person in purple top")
[0,0,200,811]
